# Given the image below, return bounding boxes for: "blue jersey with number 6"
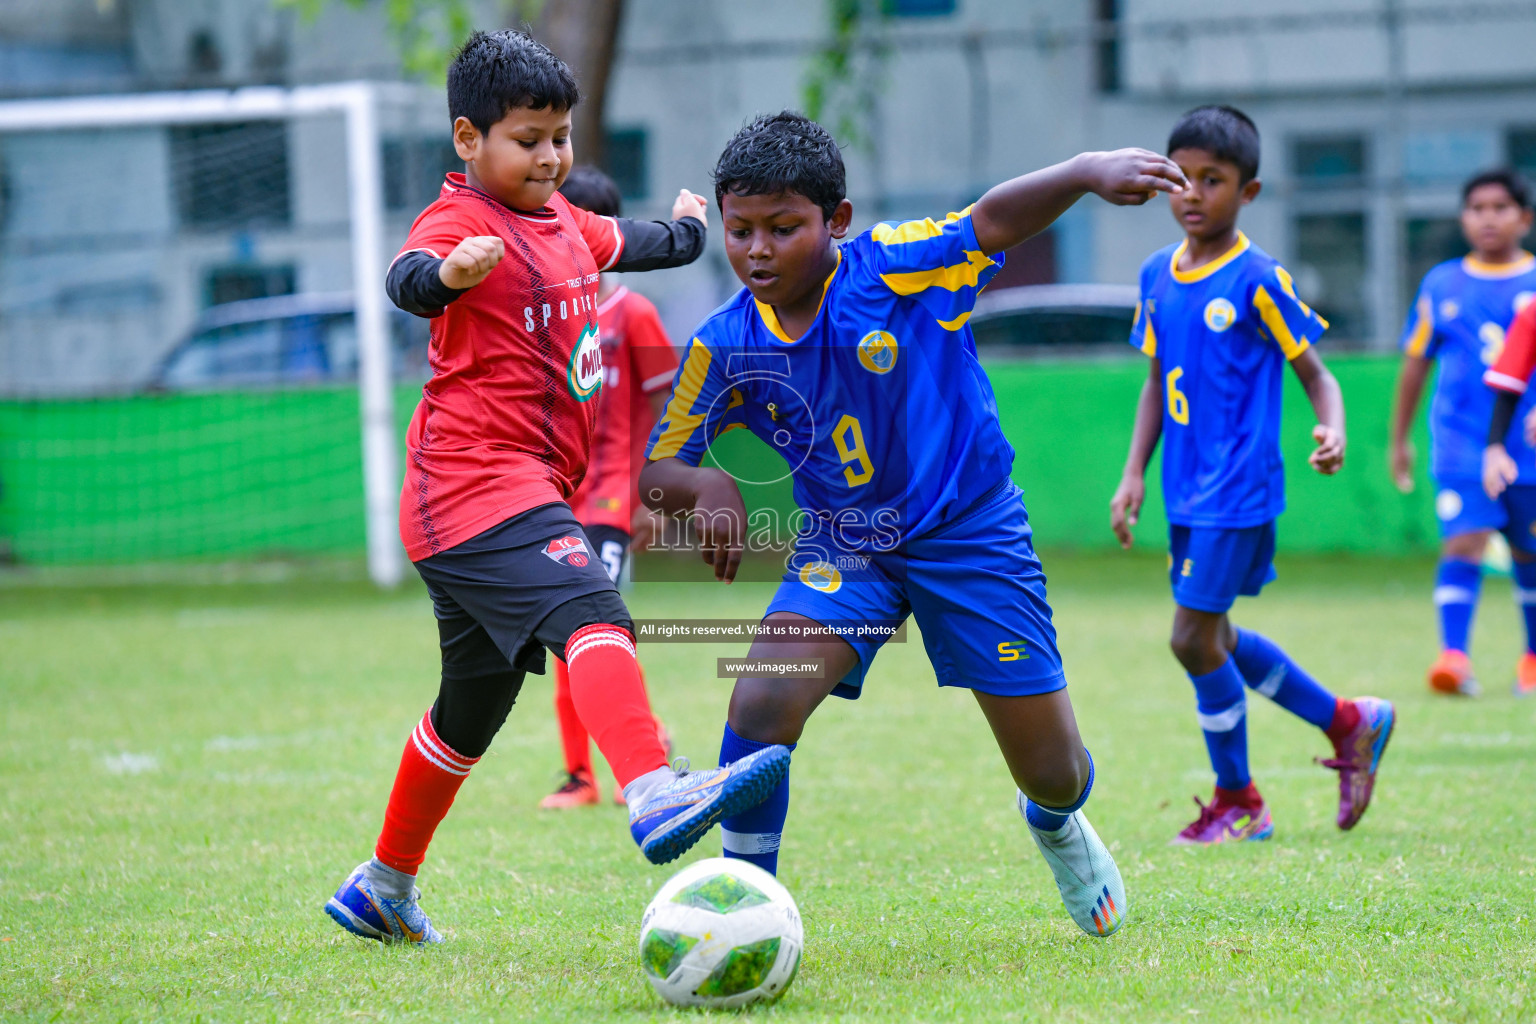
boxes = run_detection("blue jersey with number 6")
[1129,232,1329,529]
[644,207,1014,545]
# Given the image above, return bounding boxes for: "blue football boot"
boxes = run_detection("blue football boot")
[629,747,791,864]
[324,862,444,945]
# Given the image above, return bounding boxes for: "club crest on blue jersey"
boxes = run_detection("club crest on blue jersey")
[1203,298,1237,332]
[857,330,899,374]
[1436,489,1464,521]
[798,561,843,593]
[544,535,591,567]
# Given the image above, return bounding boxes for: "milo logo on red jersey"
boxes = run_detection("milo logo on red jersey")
[567,324,603,402]
[543,535,590,567]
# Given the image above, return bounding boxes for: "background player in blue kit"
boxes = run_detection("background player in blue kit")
[1110,106,1395,845]
[1389,169,1536,697]
[641,111,1189,937]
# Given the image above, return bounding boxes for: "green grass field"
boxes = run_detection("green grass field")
[4,552,1536,1023]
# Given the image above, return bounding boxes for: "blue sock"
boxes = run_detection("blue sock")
[1022,749,1094,832]
[1189,659,1249,791]
[1513,562,1536,655]
[1232,629,1339,731]
[718,723,794,876]
[1435,558,1482,653]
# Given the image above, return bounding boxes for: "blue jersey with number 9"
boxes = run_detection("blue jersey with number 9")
[644,208,1015,546]
[1130,233,1329,529]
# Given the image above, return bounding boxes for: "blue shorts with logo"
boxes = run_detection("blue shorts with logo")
[1433,478,1536,553]
[763,481,1066,700]
[1168,521,1278,614]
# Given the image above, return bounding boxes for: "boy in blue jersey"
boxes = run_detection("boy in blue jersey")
[1389,169,1536,697]
[641,111,1189,937]
[1110,106,1395,845]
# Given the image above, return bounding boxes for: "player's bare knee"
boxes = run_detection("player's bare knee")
[727,681,808,746]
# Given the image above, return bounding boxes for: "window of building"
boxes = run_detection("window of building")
[1295,213,1369,342]
[882,0,956,14]
[605,128,648,200]
[1404,217,1466,308]
[171,121,291,229]
[1292,135,1367,188]
[1095,0,1120,94]
[1507,127,1536,183]
[383,138,461,211]
[203,264,295,307]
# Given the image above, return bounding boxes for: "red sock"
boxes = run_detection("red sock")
[565,624,667,789]
[373,710,479,874]
[1325,697,1361,743]
[552,657,592,776]
[1214,781,1264,811]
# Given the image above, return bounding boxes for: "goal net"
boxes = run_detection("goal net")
[0,83,449,585]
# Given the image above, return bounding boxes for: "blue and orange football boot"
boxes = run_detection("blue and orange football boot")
[1315,695,1395,830]
[628,747,791,864]
[1020,795,1127,937]
[324,862,443,945]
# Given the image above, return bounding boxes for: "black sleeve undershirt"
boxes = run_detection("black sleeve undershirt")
[1490,388,1522,446]
[387,251,465,318]
[608,216,706,273]
[384,217,704,317]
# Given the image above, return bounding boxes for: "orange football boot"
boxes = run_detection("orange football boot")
[1427,649,1479,696]
[540,768,599,809]
[1515,652,1536,697]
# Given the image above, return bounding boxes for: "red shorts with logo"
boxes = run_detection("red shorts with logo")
[411,503,631,676]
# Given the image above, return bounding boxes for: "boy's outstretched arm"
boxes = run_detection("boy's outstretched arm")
[970,150,1187,255]
[1389,354,1431,493]
[1291,348,1346,475]
[639,458,748,583]
[1110,357,1164,549]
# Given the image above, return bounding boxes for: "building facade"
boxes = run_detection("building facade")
[2,0,1535,392]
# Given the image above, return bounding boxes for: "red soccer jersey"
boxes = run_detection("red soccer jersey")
[1487,298,1536,394]
[568,286,681,531]
[393,174,628,561]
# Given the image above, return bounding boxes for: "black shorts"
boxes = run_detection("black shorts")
[583,524,631,583]
[414,503,632,677]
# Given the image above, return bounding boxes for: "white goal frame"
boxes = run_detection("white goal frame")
[0,83,407,586]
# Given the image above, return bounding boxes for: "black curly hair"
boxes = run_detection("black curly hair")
[1463,168,1533,210]
[448,30,580,136]
[559,165,622,217]
[1167,105,1260,182]
[712,111,846,221]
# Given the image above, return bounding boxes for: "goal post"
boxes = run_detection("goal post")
[0,83,415,586]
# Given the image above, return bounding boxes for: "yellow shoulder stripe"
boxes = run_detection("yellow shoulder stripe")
[880,248,997,296]
[1140,315,1158,357]
[1254,285,1310,360]
[649,339,712,460]
[1404,294,1434,358]
[871,206,973,248]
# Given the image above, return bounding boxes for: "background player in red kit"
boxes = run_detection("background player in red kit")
[323,31,790,946]
[541,166,681,809]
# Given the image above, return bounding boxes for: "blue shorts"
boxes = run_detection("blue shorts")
[764,481,1066,700]
[1168,522,1278,614]
[1434,479,1536,553]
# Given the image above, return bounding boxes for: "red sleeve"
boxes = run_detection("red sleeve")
[554,192,626,271]
[392,199,484,265]
[624,293,681,394]
[1487,301,1536,394]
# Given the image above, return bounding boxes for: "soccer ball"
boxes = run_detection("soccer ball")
[637,857,803,1008]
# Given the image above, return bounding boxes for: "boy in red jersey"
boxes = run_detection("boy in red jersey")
[1482,284,1536,696]
[324,31,789,946]
[541,166,680,809]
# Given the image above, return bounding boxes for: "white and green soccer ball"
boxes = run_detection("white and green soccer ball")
[638,857,803,1008]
